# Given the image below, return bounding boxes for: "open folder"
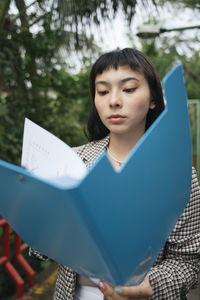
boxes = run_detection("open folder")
[0,65,192,286]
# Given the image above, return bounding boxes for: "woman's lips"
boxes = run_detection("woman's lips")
[108,115,126,123]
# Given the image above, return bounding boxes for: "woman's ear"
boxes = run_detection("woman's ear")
[149,101,156,110]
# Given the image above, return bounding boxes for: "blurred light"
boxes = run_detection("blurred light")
[136,24,200,38]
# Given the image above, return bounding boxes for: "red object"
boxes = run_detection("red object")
[15,233,35,288]
[0,218,9,265]
[0,217,35,298]
[5,262,24,298]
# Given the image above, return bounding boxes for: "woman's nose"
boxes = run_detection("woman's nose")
[109,91,122,108]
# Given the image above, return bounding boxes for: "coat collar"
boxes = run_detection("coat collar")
[77,135,110,168]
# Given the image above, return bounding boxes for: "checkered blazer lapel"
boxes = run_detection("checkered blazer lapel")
[74,135,110,168]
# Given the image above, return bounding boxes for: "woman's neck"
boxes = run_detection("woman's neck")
[108,130,144,162]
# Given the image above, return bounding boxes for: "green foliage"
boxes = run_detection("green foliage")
[0,60,91,164]
[132,1,200,99]
[140,39,200,99]
[0,0,97,164]
[44,68,91,147]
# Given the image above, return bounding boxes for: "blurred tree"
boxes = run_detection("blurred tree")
[0,0,151,164]
[132,0,200,98]
[140,39,200,99]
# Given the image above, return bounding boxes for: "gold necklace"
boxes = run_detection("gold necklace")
[107,148,125,166]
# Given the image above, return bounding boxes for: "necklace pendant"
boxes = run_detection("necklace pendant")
[107,148,125,166]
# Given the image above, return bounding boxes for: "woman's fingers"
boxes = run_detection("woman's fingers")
[97,275,153,299]
[116,275,153,298]
[98,282,121,299]
[116,285,152,298]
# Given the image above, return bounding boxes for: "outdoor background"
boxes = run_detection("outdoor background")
[0,0,200,299]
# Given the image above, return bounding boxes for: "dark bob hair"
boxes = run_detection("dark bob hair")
[86,48,165,141]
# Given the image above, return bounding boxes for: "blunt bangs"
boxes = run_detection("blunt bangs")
[92,49,141,75]
[90,49,142,98]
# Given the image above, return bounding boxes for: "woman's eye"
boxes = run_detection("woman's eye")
[123,88,136,93]
[97,90,108,96]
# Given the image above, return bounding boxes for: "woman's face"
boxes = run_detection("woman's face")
[94,65,155,138]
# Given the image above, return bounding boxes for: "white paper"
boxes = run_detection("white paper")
[21,118,87,181]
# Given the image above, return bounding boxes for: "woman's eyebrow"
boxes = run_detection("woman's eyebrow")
[95,77,139,86]
[95,80,110,86]
[120,77,139,83]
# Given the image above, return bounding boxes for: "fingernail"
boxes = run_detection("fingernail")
[97,281,107,291]
[114,287,123,294]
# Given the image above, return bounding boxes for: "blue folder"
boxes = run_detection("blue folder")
[0,65,192,286]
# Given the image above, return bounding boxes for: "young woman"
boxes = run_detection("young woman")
[31,48,200,300]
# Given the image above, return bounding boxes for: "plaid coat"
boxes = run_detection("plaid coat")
[30,136,200,300]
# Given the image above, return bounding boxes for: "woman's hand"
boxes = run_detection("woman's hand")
[97,275,153,300]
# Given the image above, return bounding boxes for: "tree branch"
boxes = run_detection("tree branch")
[0,0,11,32]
